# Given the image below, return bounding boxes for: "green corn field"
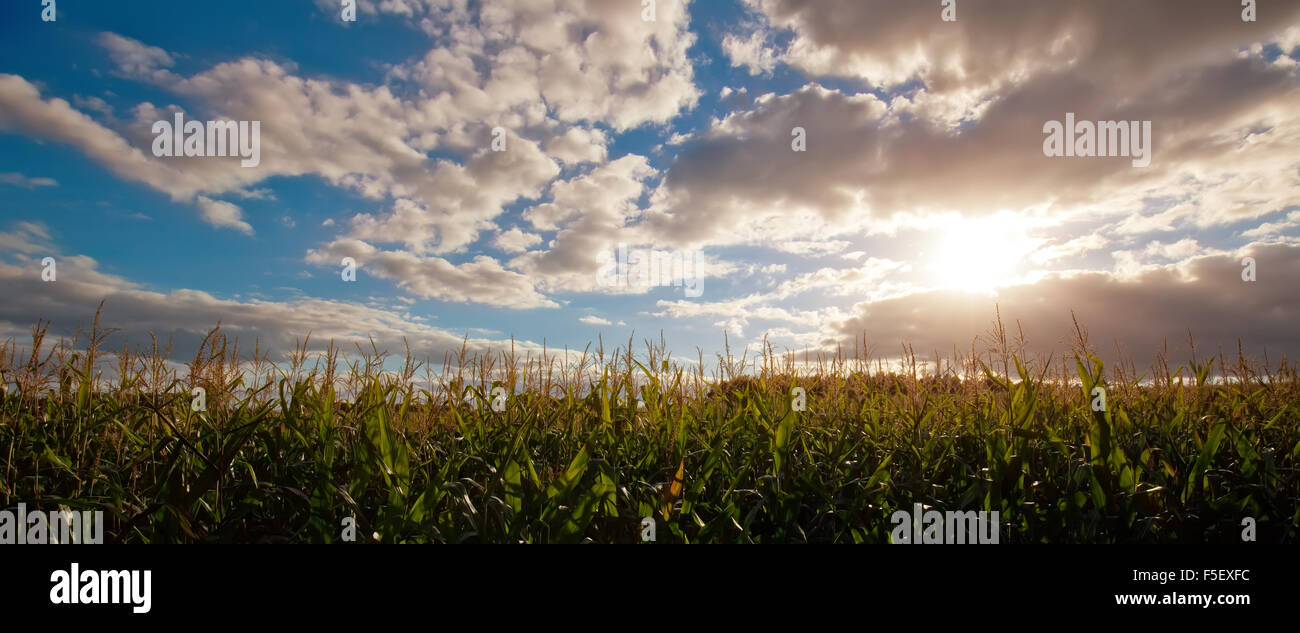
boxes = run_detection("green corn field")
[3,310,1298,544]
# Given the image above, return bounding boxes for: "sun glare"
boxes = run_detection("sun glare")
[929,215,1039,292]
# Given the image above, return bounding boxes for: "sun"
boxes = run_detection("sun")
[928,215,1040,292]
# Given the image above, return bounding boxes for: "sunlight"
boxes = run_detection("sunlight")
[929,214,1040,292]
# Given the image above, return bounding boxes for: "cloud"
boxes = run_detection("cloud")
[5,2,1300,367]
[1030,233,1111,266]
[639,1,1300,266]
[719,85,752,110]
[0,229,542,364]
[645,47,1300,252]
[1143,239,1208,262]
[1242,210,1300,239]
[388,0,701,131]
[509,155,662,293]
[829,242,1300,369]
[0,173,57,188]
[643,86,890,246]
[722,29,781,76]
[0,11,698,306]
[0,222,53,255]
[545,127,609,166]
[770,258,911,301]
[306,239,558,309]
[493,228,542,254]
[736,0,1300,95]
[0,74,198,199]
[96,32,176,82]
[4,0,704,244]
[649,257,910,341]
[73,95,114,118]
[340,131,560,255]
[195,196,254,235]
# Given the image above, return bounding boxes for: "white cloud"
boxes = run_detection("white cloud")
[0,74,197,200]
[0,173,57,188]
[545,127,609,166]
[494,228,543,254]
[4,2,704,253]
[0,222,53,255]
[722,29,782,76]
[1144,239,1206,261]
[195,196,254,235]
[0,226,550,364]
[1030,233,1110,266]
[510,155,665,293]
[97,32,176,82]
[306,239,557,309]
[341,131,560,255]
[1242,210,1300,239]
[388,0,701,131]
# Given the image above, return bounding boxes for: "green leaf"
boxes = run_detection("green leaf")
[546,445,590,501]
[772,411,793,474]
[504,459,524,514]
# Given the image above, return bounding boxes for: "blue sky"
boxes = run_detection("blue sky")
[2,0,1299,372]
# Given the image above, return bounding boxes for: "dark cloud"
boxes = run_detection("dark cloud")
[830,242,1300,371]
[649,48,1300,246]
[746,0,1300,92]
[0,247,542,365]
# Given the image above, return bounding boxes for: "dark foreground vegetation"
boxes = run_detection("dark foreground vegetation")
[3,312,1298,543]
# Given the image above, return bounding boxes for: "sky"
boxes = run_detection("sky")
[1,0,1298,374]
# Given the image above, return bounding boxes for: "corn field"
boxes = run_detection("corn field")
[3,310,1298,544]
